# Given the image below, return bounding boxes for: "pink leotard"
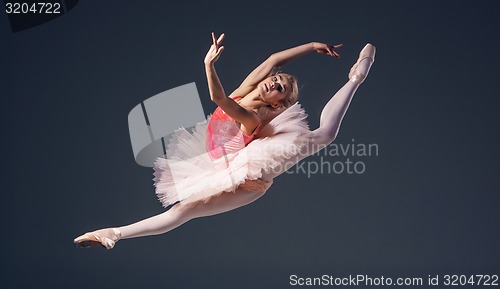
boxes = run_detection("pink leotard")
[206,96,260,160]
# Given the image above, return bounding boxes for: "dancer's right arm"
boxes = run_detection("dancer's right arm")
[204,33,260,130]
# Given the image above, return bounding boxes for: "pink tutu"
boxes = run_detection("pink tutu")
[153,102,310,207]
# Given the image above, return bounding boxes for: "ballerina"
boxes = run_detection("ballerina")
[74,32,375,249]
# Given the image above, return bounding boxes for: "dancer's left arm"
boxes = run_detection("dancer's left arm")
[230,41,342,97]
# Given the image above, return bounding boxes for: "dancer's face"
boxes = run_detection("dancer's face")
[258,74,291,108]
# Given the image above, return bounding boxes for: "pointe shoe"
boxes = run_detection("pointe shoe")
[349,43,376,84]
[74,228,122,249]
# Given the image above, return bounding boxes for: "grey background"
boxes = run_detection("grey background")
[1,1,499,288]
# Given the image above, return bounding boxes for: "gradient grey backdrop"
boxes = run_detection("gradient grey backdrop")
[1,1,499,288]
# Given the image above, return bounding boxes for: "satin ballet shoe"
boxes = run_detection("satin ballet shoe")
[349,43,376,84]
[74,228,121,249]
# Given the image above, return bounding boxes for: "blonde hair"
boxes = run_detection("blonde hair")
[271,68,299,108]
[279,73,299,108]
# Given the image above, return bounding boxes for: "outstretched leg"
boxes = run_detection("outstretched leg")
[74,184,269,249]
[313,43,375,147]
[261,43,376,180]
[119,185,267,239]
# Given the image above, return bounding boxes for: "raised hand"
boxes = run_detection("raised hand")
[312,42,343,58]
[204,32,225,65]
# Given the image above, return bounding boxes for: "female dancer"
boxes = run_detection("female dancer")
[74,33,375,249]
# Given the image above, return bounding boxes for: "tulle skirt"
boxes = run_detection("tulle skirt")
[153,102,310,207]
